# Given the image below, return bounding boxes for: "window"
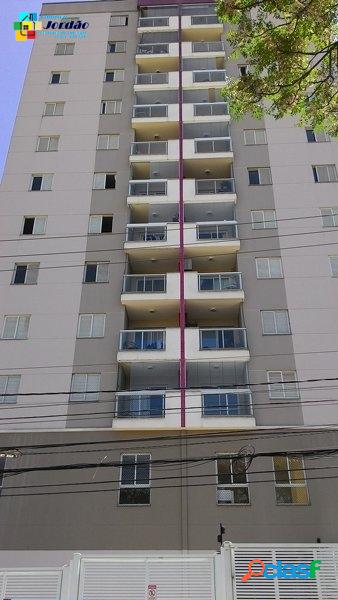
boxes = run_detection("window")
[44,102,64,116]
[306,129,330,143]
[267,371,299,399]
[30,174,53,191]
[321,207,338,227]
[2,315,30,340]
[216,456,249,504]
[273,456,309,505]
[101,100,122,115]
[50,71,69,84]
[84,262,109,283]
[105,70,125,82]
[255,257,283,279]
[248,167,272,185]
[244,129,267,145]
[88,215,113,234]
[97,134,119,150]
[261,310,291,335]
[12,263,39,285]
[110,15,128,26]
[107,41,126,53]
[77,314,106,338]
[329,256,338,277]
[117,394,164,418]
[119,454,150,505]
[0,375,21,404]
[251,210,277,230]
[312,164,338,183]
[202,392,251,416]
[22,217,47,236]
[55,43,75,55]
[36,136,59,152]
[93,173,116,190]
[70,374,100,402]
[238,64,248,76]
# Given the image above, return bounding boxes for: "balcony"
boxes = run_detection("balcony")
[183,137,232,162]
[135,43,179,70]
[181,14,223,34]
[112,388,254,430]
[138,16,179,31]
[192,70,227,84]
[182,41,225,58]
[117,328,249,364]
[121,272,243,321]
[195,178,235,197]
[132,104,179,136]
[134,71,179,90]
[127,179,179,205]
[124,223,179,259]
[185,221,239,256]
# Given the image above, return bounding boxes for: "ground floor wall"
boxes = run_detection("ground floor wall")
[0,428,337,550]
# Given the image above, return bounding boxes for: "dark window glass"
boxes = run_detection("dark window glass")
[312,166,319,182]
[13,265,27,284]
[105,72,115,82]
[119,488,150,505]
[105,174,116,189]
[51,73,61,84]
[85,264,97,283]
[248,169,260,185]
[31,176,42,191]
[306,129,316,142]
[23,218,34,235]
[101,216,113,233]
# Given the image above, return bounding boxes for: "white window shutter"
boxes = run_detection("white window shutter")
[97,263,109,282]
[70,374,86,401]
[269,258,283,278]
[86,374,100,401]
[260,167,272,184]
[276,310,290,334]
[93,173,106,189]
[16,316,30,339]
[92,315,106,337]
[97,135,109,150]
[261,311,275,334]
[42,174,53,190]
[89,216,102,234]
[3,316,18,339]
[2,375,21,403]
[26,263,39,284]
[34,217,47,234]
[244,130,255,145]
[78,315,93,338]
[256,258,269,278]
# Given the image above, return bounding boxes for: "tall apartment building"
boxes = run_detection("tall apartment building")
[0,0,338,557]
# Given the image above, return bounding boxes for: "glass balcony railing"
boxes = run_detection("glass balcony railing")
[192,41,224,52]
[197,223,238,240]
[137,43,169,55]
[135,73,169,85]
[123,275,167,293]
[126,225,167,242]
[194,102,229,117]
[202,390,252,416]
[131,141,168,156]
[128,180,167,196]
[191,15,219,25]
[138,16,169,27]
[195,179,235,194]
[133,104,168,118]
[116,393,165,418]
[198,273,242,291]
[194,138,232,153]
[119,329,166,351]
[193,70,226,83]
[199,328,247,350]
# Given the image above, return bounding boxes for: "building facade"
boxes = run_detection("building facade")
[0,0,338,555]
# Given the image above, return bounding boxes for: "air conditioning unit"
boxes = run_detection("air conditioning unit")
[184,259,193,271]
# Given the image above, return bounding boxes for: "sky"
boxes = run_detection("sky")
[0,0,75,180]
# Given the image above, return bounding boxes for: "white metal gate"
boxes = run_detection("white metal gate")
[0,570,62,600]
[77,556,215,600]
[229,544,338,600]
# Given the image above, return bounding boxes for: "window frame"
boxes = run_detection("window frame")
[12,263,39,285]
[77,314,106,339]
[2,315,30,340]
[216,455,250,505]
[50,71,69,84]
[321,207,338,228]
[261,310,291,335]
[273,455,309,505]
[267,370,299,399]
[329,256,338,277]
[248,167,272,185]
[0,375,21,404]
[54,42,75,55]
[107,41,126,53]
[255,257,283,279]
[84,262,109,283]
[36,136,59,152]
[30,174,53,192]
[312,164,338,183]
[306,129,330,143]
[44,102,65,117]
[119,453,151,506]
[88,215,114,235]
[101,100,122,115]
[22,216,47,236]
[110,15,128,26]
[97,134,120,150]
[251,210,277,230]
[93,173,116,190]
[105,70,125,83]
[69,373,101,402]
[244,129,267,145]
